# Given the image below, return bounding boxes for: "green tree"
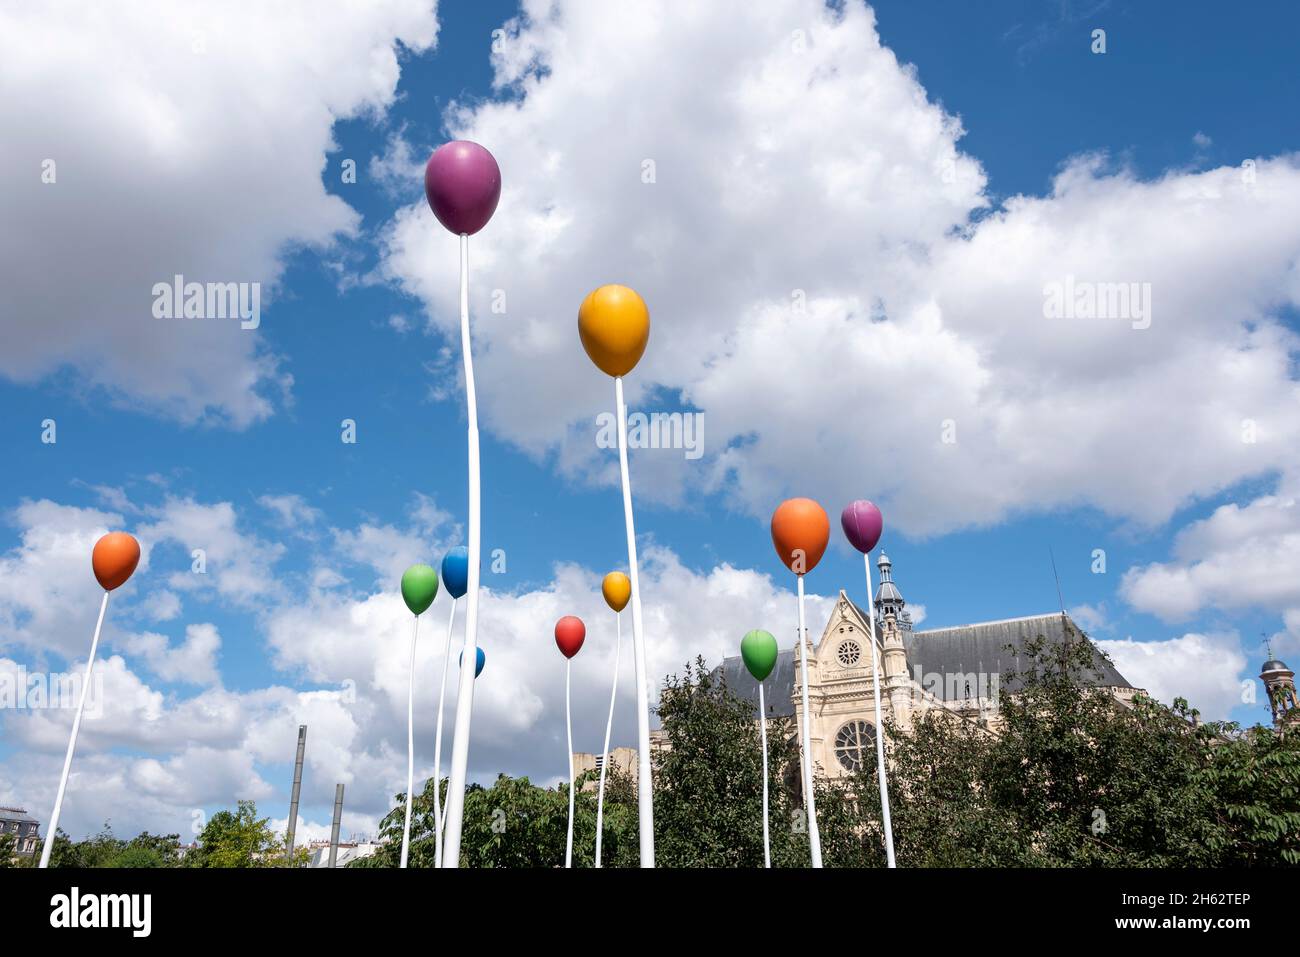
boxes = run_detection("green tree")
[653,657,816,867]
[112,832,181,868]
[186,801,303,867]
[355,768,640,868]
[841,632,1300,867]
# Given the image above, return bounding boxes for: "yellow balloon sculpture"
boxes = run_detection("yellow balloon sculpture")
[602,571,631,613]
[578,284,650,378]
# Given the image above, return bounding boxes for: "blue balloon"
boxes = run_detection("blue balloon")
[441,546,470,600]
[459,646,486,678]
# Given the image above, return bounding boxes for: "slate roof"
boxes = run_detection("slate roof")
[900,611,1132,698]
[0,807,37,825]
[716,648,799,718]
[714,604,1131,713]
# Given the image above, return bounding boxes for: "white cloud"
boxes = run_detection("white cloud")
[138,498,286,608]
[257,494,324,532]
[378,0,1300,539]
[1068,602,1108,634]
[1099,631,1251,721]
[138,589,183,623]
[1122,493,1300,624]
[0,500,134,659]
[0,0,439,426]
[119,622,222,686]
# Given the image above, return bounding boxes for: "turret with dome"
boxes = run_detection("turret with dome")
[1260,647,1298,730]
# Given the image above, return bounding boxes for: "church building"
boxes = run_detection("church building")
[713,552,1140,780]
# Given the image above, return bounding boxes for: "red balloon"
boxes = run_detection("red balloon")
[555,615,585,659]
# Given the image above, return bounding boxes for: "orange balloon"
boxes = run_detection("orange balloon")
[92,532,140,591]
[602,572,631,613]
[770,498,829,576]
[578,284,650,378]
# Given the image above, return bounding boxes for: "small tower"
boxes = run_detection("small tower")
[1261,650,1299,730]
[880,611,913,732]
[874,552,913,631]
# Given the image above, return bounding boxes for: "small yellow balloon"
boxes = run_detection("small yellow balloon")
[578,284,650,378]
[602,571,631,613]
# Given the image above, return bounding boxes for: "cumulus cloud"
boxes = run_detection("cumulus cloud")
[0,500,134,659]
[379,0,1300,538]
[0,484,840,838]
[1121,493,1300,625]
[119,622,222,686]
[0,0,439,426]
[138,498,286,608]
[1099,631,1250,721]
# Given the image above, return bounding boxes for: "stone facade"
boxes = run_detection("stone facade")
[0,807,41,859]
[712,553,1139,783]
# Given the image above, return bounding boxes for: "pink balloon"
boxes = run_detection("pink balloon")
[424,141,501,236]
[841,500,883,554]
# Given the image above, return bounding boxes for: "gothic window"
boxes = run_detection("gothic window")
[837,640,861,667]
[834,720,875,772]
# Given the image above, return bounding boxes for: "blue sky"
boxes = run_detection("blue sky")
[2,0,1298,842]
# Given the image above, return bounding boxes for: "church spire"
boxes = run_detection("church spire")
[874,551,912,631]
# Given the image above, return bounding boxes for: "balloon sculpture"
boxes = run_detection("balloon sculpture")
[432,545,469,868]
[741,628,779,868]
[555,615,585,868]
[459,646,486,677]
[578,284,655,866]
[841,500,896,867]
[399,563,439,869]
[770,497,830,868]
[40,532,141,869]
[425,141,501,868]
[595,571,631,867]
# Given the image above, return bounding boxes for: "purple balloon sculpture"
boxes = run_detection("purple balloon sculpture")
[841,500,883,554]
[424,141,501,236]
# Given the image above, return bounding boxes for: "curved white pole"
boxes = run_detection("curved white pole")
[595,610,621,867]
[614,375,654,866]
[400,614,420,869]
[565,658,575,868]
[40,591,109,868]
[442,233,480,868]
[796,574,822,867]
[864,553,896,867]
[433,596,456,868]
[758,680,770,869]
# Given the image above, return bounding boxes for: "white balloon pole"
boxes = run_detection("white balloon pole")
[796,574,823,867]
[594,610,621,867]
[442,233,480,868]
[432,596,457,867]
[400,615,420,869]
[758,680,771,868]
[39,591,109,869]
[564,658,575,868]
[615,375,654,866]
[864,553,896,867]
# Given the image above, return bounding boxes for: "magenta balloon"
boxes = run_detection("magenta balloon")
[841,500,883,554]
[424,141,501,236]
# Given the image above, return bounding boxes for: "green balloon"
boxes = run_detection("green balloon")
[401,564,439,616]
[741,629,779,682]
